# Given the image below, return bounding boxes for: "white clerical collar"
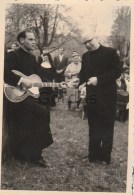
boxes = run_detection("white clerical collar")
[41,61,51,68]
[59,54,63,62]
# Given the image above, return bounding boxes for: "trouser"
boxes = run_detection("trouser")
[68,99,81,109]
[88,122,114,163]
[55,73,65,99]
[87,106,115,164]
[58,89,64,99]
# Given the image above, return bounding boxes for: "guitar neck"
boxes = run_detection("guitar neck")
[33,82,62,88]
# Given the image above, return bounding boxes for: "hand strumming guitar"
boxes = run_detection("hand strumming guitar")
[19,77,33,90]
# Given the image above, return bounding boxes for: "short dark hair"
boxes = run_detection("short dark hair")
[17,30,34,43]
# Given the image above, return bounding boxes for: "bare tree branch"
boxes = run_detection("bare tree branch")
[48,5,59,46]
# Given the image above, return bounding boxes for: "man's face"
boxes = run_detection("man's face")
[42,48,49,54]
[43,55,49,62]
[72,51,78,56]
[21,32,36,51]
[124,73,129,81]
[59,48,64,55]
[73,56,79,64]
[12,44,18,51]
[85,39,96,51]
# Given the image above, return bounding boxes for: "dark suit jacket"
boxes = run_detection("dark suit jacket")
[54,55,68,71]
[54,54,68,82]
[79,45,122,121]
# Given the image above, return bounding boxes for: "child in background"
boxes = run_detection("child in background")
[64,53,81,110]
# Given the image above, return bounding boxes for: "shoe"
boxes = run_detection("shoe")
[101,160,110,165]
[102,160,110,165]
[33,158,48,168]
[75,108,81,111]
[83,155,89,159]
[98,157,111,165]
[88,157,97,163]
[65,107,71,110]
[88,158,103,165]
[88,156,102,164]
[49,107,56,111]
[99,156,111,165]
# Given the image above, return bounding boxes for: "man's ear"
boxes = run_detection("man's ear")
[20,37,24,44]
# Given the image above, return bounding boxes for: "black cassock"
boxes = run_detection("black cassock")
[79,45,122,164]
[3,48,53,162]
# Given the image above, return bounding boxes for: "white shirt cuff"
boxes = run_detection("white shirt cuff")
[18,77,23,85]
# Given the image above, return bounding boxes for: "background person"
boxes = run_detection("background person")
[54,47,68,100]
[64,53,81,110]
[116,68,129,122]
[11,42,19,51]
[38,53,56,108]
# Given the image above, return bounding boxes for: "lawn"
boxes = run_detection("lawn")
[1,98,128,192]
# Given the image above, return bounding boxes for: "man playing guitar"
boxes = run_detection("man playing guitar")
[4,30,59,167]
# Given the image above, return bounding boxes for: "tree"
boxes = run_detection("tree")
[109,6,131,65]
[5,4,82,53]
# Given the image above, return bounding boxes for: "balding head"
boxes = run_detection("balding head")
[83,37,100,51]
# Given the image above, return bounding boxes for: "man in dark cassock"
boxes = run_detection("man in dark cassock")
[79,37,122,164]
[3,30,53,167]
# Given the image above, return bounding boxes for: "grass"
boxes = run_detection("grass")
[1,98,128,192]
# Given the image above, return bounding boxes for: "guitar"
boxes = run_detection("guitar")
[4,70,79,103]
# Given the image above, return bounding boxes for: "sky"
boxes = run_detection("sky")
[6,3,130,45]
[63,4,120,41]
[6,3,127,40]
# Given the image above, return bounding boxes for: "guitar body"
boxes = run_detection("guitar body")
[4,70,79,103]
[4,74,42,103]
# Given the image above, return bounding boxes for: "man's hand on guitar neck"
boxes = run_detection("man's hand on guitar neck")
[67,78,80,88]
[60,82,67,89]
